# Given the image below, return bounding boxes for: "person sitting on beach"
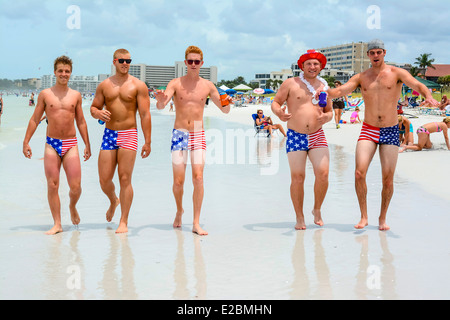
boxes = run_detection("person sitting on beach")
[271,49,333,230]
[349,107,361,124]
[23,56,91,235]
[400,117,450,152]
[255,109,287,137]
[438,95,449,111]
[398,115,414,148]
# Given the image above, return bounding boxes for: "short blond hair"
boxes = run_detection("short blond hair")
[54,55,73,72]
[443,116,450,124]
[185,45,203,60]
[113,48,130,59]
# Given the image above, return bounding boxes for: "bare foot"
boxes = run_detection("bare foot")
[69,205,81,226]
[378,219,390,231]
[354,218,368,229]
[106,198,120,222]
[173,210,184,228]
[115,222,128,234]
[312,209,324,226]
[295,217,306,230]
[45,224,63,235]
[192,224,208,236]
[398,146,406,153]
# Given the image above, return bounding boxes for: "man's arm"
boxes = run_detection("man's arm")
[74,92,91,161]
[398,68,438,107]
[23,92,46,158]
[327,73,361,99]
[155,79,176,110]
[137,81,152,158]
[90,82,110,122]
[209,82,230,114]
[271,79,292,122]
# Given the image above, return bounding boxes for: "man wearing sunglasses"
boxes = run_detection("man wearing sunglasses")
[155,45,230,236]
[90,48,152,234]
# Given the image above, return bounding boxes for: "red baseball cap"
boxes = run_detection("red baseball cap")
[298,50,327,71]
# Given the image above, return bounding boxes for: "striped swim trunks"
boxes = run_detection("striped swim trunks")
[101,128,138,151]
[171,129,206,151]
[286,128,328,153]
[46,136,78,157]
[358,122,399,146]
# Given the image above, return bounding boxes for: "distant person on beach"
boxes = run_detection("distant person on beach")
[327,39,439,231]
[90,48,152,234]
[400,117,450,152]
[398,115,414,148]
[0,94,3,125]
[155,45,231,236]
[22,56,91,235]
[255,109,287,137]
[271,49,333,230]
[332,81,348,129]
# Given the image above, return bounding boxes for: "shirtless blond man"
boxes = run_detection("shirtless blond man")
[90,49,152,234]
[271,50,333,230]
[23,56,91,235]
[327,39,438,230]
[155,45,231,235]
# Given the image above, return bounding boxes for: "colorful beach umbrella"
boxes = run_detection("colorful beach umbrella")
[253,88,265,94]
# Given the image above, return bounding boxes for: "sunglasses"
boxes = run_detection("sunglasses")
[186,60,202,65]
[114,58,132,64]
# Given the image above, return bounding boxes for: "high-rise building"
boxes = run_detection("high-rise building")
[113,62,218,88]
[318,42,370,74]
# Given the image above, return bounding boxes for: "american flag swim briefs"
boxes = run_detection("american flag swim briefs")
[358,122,400,146]
[171,129,206,151]
[101,128,138,151]
[286,128,328,153]
[46,136,78,157]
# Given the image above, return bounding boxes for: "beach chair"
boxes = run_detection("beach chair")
[252,114,278,137]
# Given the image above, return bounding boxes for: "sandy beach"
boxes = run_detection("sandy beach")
[1,95,450,300]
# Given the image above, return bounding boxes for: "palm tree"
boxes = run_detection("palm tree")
[409,66,420,77]
[414,53,436,71]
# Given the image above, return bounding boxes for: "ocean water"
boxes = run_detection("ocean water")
[0,95,449,300]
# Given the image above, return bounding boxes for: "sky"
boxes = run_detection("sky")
[0,0,449,82]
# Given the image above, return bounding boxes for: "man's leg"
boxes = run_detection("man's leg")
[308,148,330,226]
[62,146,82,226]
[43,144,63,235]
[172,150,188,228]
[98,150,120,223]
[191,149,206,235]
[287,151,308,230]
[354,140,377,229]
[115,148,137,233]
[378,144,399,231]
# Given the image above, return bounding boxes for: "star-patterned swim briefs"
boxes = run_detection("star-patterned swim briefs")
[286,128,328,153]
[101,128,138,152]
[171,129,206,152]
[358,122,400,146]
[46,136,78,158]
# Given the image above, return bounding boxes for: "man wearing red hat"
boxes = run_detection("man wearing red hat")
[271,49,333,230]
[327,39,439,231]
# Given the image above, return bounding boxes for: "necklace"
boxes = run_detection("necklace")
[299,72,329,105]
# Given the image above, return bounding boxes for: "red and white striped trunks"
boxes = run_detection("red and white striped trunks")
[358,122,400,146]
[101,128,138,152]
[286,128,328,153]
[46,136,78,157]
[171,129,206,151]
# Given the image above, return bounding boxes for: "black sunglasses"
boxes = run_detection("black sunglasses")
[186,59,202,65]
[114,58,132,64]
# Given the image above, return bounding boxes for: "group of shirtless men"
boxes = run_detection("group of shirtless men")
[22,40,438,235]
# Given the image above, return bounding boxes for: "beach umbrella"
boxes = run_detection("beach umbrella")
[225,89,237,95]
[232,84,252,91]
[253,88,265,94]
[264,89,275,94]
